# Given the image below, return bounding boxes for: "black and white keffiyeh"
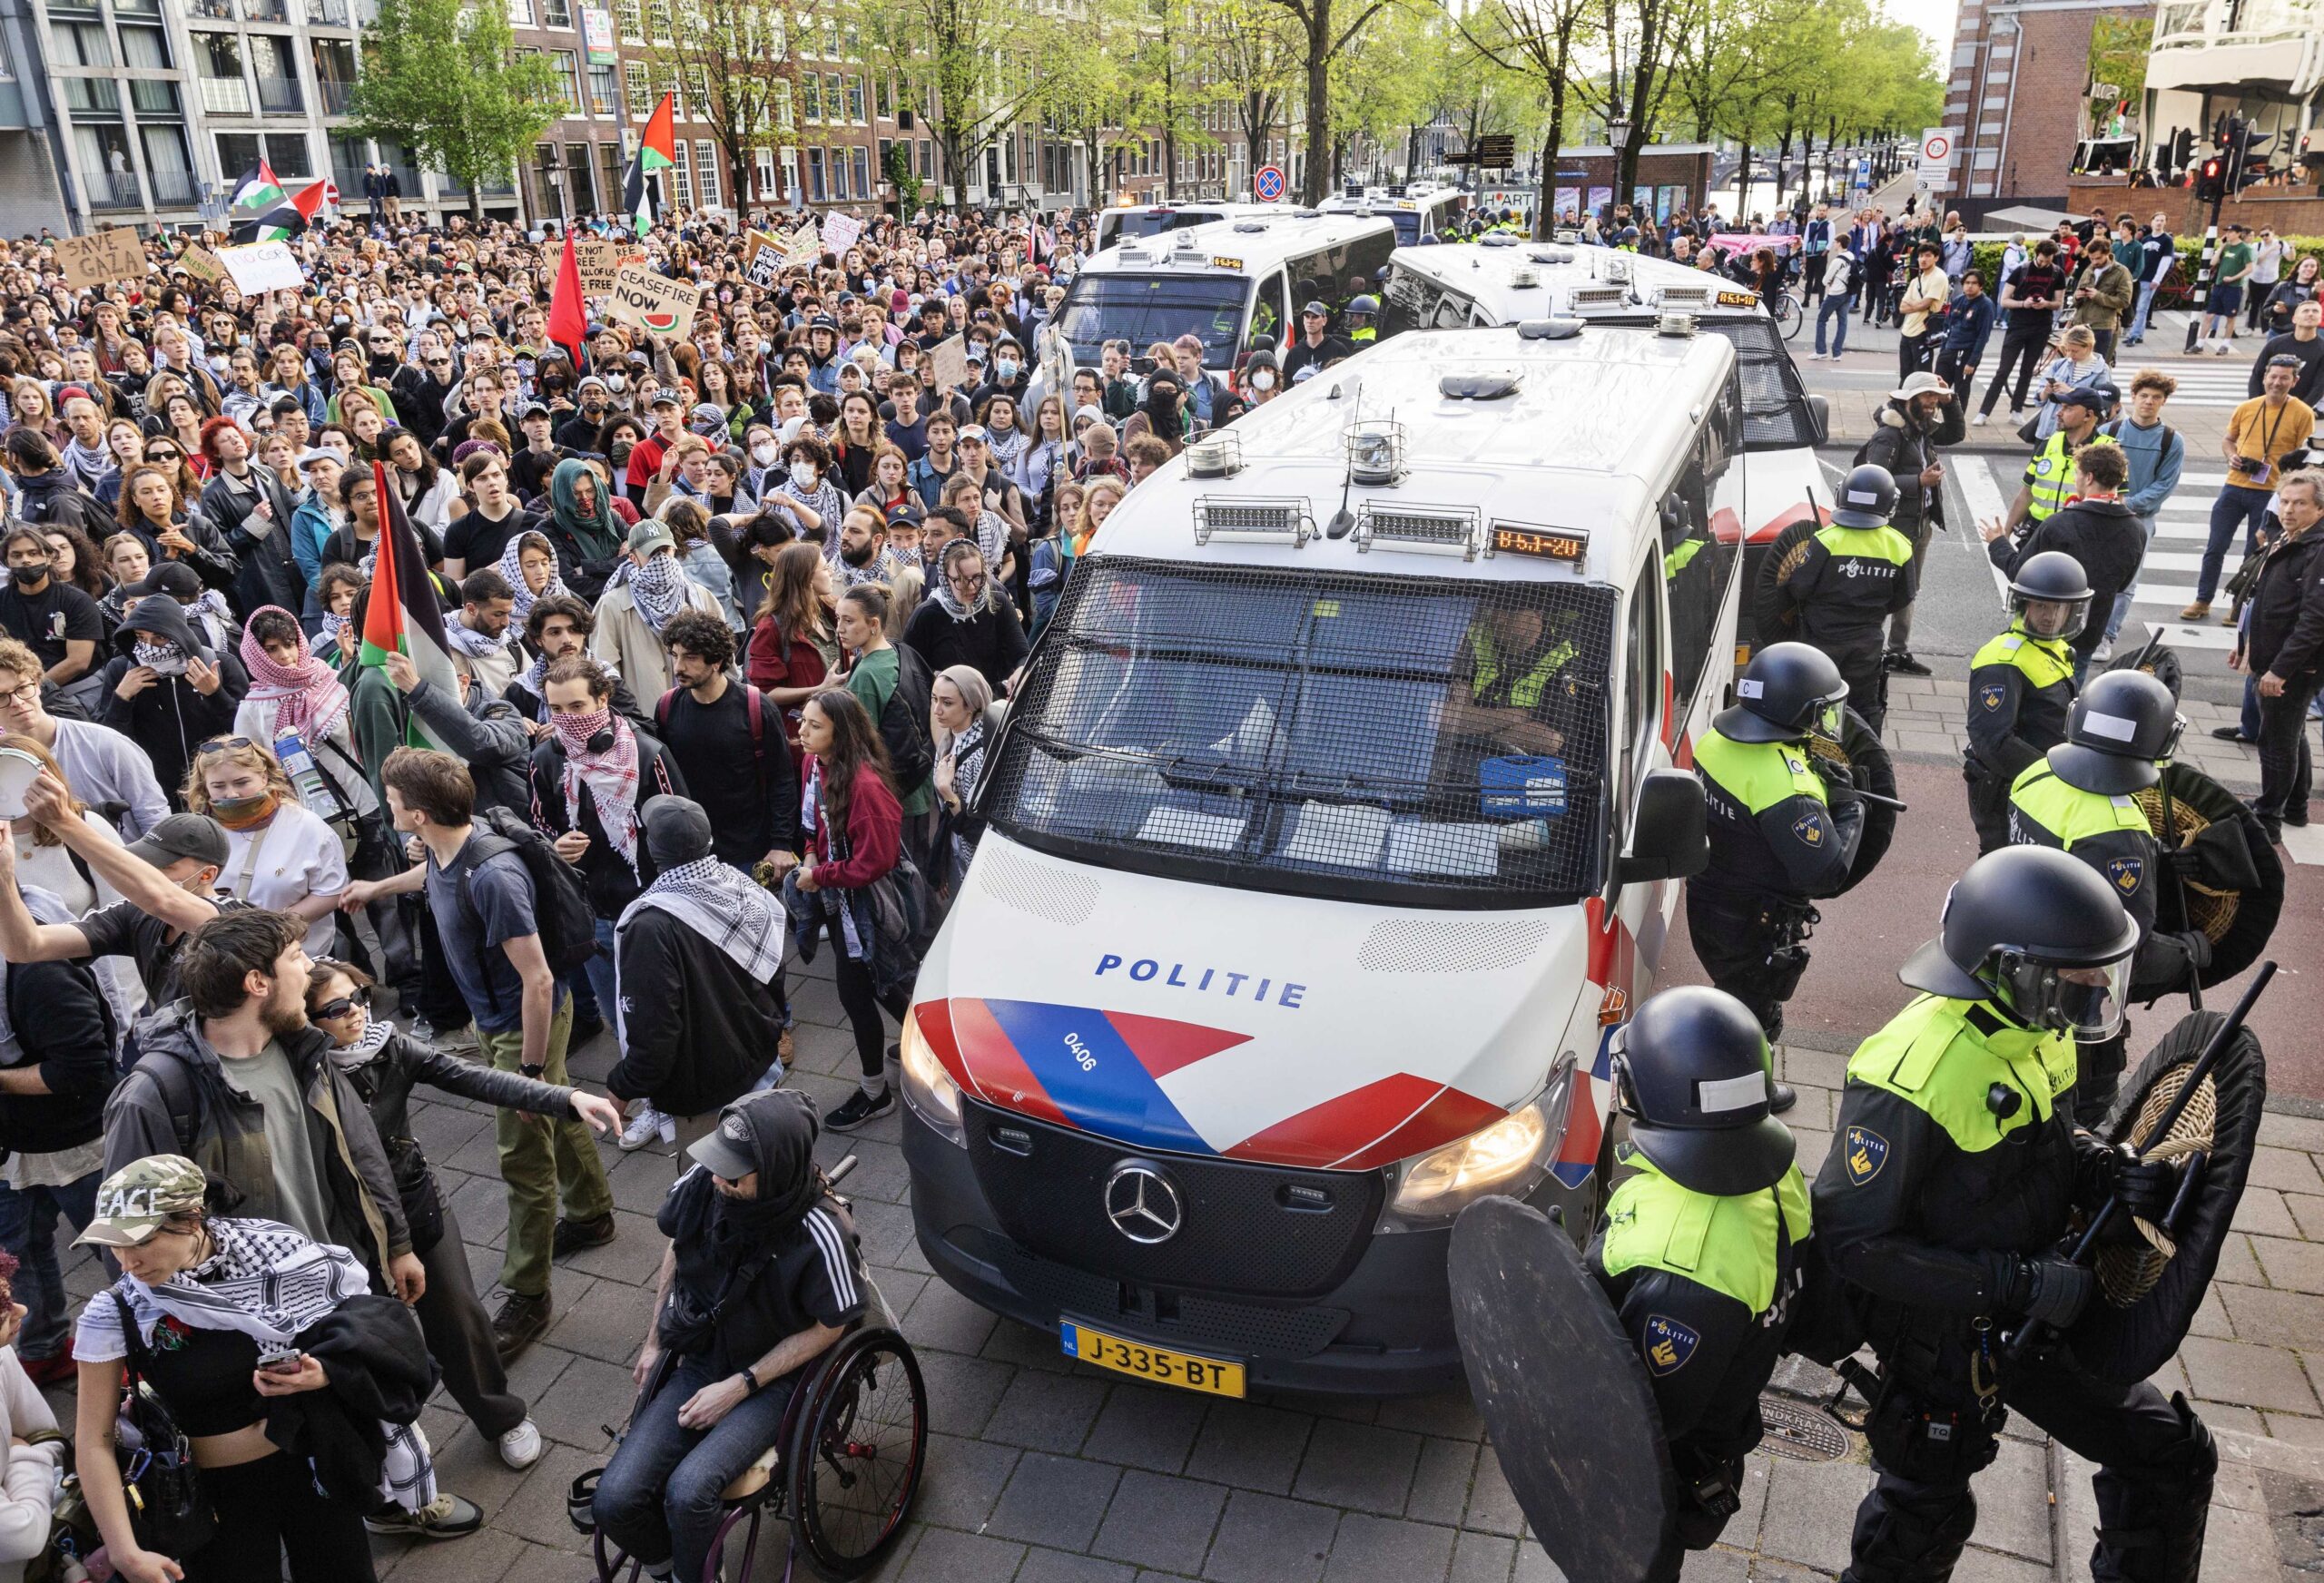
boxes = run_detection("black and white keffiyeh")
[626,552,691,634]
[76,1217,438,1511]
[618,855,784,983]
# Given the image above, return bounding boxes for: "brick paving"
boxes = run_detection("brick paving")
[44,949,2320,1581]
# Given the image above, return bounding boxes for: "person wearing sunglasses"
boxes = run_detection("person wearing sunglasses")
[303,956,619,1473]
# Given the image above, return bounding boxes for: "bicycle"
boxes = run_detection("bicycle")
[1768,290,1805,341]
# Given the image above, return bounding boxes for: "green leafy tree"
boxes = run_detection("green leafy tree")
[1329,5,1435,186]
[1448,0,1599,236]
[883,140,922,216]
[1037,0,1137,206]
[346,0,563,222]
[1123,0,1222,202]
[2088,16,2150,137]
[1200,0,1303,194]
[1254,0,1405,202]
[645,0,793,213]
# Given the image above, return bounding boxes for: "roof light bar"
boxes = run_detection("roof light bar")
[1355,504,1485,561]
[1194,497,1315,547]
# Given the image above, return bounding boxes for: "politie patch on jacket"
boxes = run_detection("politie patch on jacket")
[1643,1313,1701,1375]
[1979,683,2007,712]
[2107,856,2144,894]
[1845,1125,1889,1185]
[1793,811,1826,847]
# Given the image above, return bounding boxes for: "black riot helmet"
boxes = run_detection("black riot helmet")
[1347,294,1380,320]
[1715,642,1849,744]
[2051,670,2181,795]
[1901,846,2140,1043]
[1829,464,1899,528]
[1610,987,1794,1195]
[2007,550,2093,643]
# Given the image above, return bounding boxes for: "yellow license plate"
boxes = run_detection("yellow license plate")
[1061,1322,1245,1396]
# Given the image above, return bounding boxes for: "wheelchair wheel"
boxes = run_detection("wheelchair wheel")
[787,1329,927,1579]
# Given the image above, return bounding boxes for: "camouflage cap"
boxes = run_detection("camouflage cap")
[75,1155,207,1248]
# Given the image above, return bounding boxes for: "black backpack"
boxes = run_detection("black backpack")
[458,806,599,979]
[874,645,935,789]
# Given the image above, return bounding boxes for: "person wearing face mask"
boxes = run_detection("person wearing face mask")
[0,526,103,707]
[96,588,247,814]
[1240,349,1282,407]
[182,735,346,957]
[591,520,723,699]
[970,339,1029,411]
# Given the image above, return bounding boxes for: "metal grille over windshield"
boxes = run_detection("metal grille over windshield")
[986,557,1615,908]
[1704,317,1819,451]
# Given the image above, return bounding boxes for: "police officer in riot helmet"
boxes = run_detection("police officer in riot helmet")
[2008,670,2211,1125]
[1689,642,1866,1111]
[1345,294,1380,343]
[1965,550,2092,853]
[1817,847,2216,1583]
[1588,987,1814,1572]
[1767,465,1918,733]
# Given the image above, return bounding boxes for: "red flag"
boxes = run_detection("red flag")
[290,178,329,224]
[547,229,587,371]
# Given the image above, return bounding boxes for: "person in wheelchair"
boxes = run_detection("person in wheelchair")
[594,1088,864,1583]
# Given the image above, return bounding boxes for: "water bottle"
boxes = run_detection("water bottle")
[272,728,343,821]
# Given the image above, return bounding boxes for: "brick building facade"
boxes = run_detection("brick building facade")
[1935,0,2153,218]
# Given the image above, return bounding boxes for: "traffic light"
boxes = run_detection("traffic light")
[2234,130,2272,192]
[2171,127,2195,176]
[2196,156,2225,201]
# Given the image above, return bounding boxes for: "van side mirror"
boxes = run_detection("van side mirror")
[1614,768,1708,887]
[1805,393,1830,447]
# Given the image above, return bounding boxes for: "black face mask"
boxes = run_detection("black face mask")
[7,564,44,587]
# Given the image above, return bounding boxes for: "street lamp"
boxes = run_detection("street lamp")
[1608,114,1632,152]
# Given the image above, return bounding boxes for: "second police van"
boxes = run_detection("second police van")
[1384,235,1830,654]
[1316,185,1474,245]
[901,319,1745,1393]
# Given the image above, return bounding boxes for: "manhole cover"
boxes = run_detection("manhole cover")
[1758,1394,1849,1462]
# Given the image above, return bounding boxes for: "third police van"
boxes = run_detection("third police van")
[900,319,1744,1394]
[1384,236,1829,652]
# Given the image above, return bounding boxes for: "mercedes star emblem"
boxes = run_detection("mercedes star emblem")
[1104,1164,1183,1244]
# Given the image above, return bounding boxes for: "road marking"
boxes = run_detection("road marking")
[2149,620,2238,652]
[1963,458,2015,602]
[2280,824,2324,867]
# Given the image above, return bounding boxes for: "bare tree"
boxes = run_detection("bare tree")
[1254,0,1403,203]
[860,0,1057,210]
[1449,0,1596,237]
[646,0,793,212]
[1202,0,1302,195]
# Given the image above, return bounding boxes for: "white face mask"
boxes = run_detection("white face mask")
[1252,370,1275,391]
[790,461,816,487]
[752,441,778,466]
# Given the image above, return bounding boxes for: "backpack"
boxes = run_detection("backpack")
[458,805,599,979]
[2099,418,2180,484]
[873,645,935,789]
[656,682,773,794]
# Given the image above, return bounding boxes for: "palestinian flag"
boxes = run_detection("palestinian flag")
[231,177,329,245]
[357,459,458,750]
[227,159,284,216]
[622,92,676,237]
[546,228,587,371]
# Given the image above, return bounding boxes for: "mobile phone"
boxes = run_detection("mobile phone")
[261,1352,303,1375]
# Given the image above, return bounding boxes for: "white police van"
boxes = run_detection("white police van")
[1317,185,1473,245]
[900,320,1746,1393]
[1094,202,1281,252]
[1046,212,1397,386]
[1384,237,1829,653]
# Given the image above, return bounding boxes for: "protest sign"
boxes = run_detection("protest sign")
[927,334,970,392]
[821,211,862,255]
[55,229,147,290]
[605,262,702,336]
[172,244,228,287]
[576,238,643,294]
[216,240,307,294]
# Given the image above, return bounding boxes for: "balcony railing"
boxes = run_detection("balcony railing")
[131,79,181,116]
[242,0,289,19]
[307,0,350,22]
[149,168,199,205]
[87,171,142,209]
[257,74,301,113]
[188,0,235,18]
[61,77,120,116]
[2154,0,2318,46]
[197,76,251,114]
[317,78,353,114]
[331,161,368,202]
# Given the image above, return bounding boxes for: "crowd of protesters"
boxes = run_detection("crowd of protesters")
[0,192,1269,1581]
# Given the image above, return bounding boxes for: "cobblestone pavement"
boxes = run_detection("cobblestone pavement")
[49,948,2322,1581]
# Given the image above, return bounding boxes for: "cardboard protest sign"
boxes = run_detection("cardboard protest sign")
[215,240,307,294]
[55,229,147,290]
[576,238,640,295]
[927,334,970,392]
[783,223,822,265]
[605,262,703,336]
[746,229,784,287]
[172,244,228,287]
[821,211,862,255]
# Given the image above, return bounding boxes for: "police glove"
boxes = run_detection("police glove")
[2160,845,2208,883]
[1988,1253,2094,1329]
[2165,929,2213,981]
[2091,1145,2187,1225]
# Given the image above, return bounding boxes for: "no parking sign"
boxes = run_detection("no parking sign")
[1255,165,1285,202]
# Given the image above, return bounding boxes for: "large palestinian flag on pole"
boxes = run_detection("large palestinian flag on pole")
[231,177,329,244]
[357,460,458,749]
[227,160,284,216]
[622,92,677,237]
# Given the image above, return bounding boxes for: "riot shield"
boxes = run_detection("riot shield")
[1805,705,1897,894]
[2070,1008,2270,1385]
[2132,762,2284,989]
[1450,1195,1679,1583]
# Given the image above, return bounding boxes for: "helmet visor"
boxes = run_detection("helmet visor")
[2013,591,2091,642]
[1998,950,2132,1042]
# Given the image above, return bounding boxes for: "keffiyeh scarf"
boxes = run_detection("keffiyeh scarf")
[495,531,566,623]
[239,605,350,744]
[82,1218,437,1513]
[443,611,519,659]
[618,855,785,983]
[551,706,643,869]
[626,552,691,634]
[133,637,188,677]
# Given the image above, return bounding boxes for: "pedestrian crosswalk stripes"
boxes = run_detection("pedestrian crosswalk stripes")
[2119,365,2256,410]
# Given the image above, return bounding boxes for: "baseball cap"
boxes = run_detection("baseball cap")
[1302,300,1330,317]
[626,518,676,556]
[130,563,202,601]
[957,424,989,444]
[519,401,550,420]
[124,811,229,871]
[2058,388,2111,414]
[76,1155,209,1248]
[687,1103,760,1182]
[296,446,340,472]
[649,387,682,408]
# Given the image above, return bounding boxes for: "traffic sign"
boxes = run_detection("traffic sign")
[1254,165,1285,202]
[321,179,340,209]
[1473,133,1517,168]
[1916,126,1954,191]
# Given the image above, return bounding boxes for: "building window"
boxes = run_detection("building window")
[825,73,842,123]
[779,144,797,200]
[802,72,820,122]
[645,0,670,40]
[775,79,793,130]
[552,51,582,113]
[266,133,311,177]
[543,0,571,25]
[119,25,169,69]
[49,20,112,67]
[671,137,692,207]
[826,145,845,198]
[851,143,869,199]
[822,19,838,56]
[623,61,650,113]
[215,133,261,179]
[615,0,642,36]
[694,138,719,206]
[507,0,534,25]
[874,74,891,119]
[600,140,625,211]
[846,75,863,123]
[917,139,930,180]
[587,64,617,116]
[806,145,825,202]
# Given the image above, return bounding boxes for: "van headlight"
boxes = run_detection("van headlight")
[1379,1068,1571,1228]
[898,1012,965,1146]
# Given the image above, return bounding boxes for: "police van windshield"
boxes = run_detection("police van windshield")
[985,557,1616,908]
[1103,210,1219,250]
[1053,276,1248,368]
[1386,213,1422,245]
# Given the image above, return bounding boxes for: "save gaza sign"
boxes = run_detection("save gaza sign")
[604,262,702,336]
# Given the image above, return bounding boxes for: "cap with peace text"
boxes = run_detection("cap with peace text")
[76,1155,207,1247]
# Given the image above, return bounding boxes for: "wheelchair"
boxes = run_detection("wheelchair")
[566,1156,929,1581]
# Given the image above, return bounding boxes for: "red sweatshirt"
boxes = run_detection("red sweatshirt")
[805,759,901,890]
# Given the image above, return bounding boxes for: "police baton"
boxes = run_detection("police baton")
[2005,959,2276,1363]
